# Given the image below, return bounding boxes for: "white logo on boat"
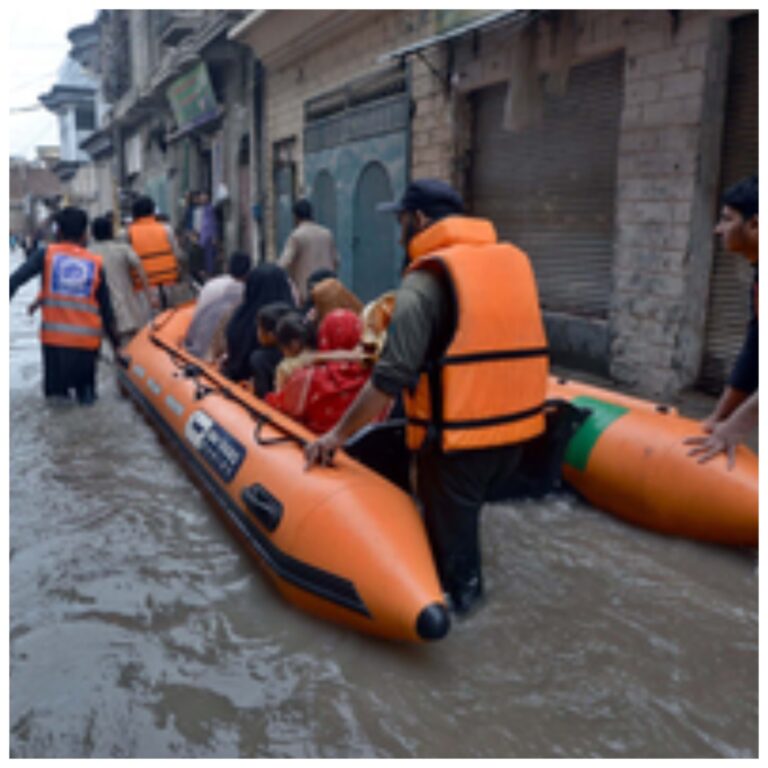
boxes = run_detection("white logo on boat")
[185,410,214,449]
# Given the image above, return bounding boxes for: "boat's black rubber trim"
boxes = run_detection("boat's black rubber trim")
[118,368,371,618]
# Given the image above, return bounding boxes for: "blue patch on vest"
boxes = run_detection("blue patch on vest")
[51,253,95,298]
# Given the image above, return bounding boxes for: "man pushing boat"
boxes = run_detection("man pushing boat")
[685,175,759,469]
[304,179,549,616]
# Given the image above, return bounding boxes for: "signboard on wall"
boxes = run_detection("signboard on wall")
[166,62,219,132]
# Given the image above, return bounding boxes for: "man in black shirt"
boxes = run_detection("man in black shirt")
[686,175,758,468]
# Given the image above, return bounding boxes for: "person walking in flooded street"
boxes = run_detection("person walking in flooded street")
[277,199,340,305]
[304,179,549,615]
[9,206,125,404]
[685,174,758,468]
[128,195,182,309]
[89,215,154,345]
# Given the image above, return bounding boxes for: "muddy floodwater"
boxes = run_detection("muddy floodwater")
[9,250,757,758]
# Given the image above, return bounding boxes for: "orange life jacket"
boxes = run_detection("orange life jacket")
[403,216,549,452]
[128,217,179,288]
[40,242,104,351]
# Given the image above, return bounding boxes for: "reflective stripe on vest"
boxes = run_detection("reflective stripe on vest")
[129,218,179,288]
[40,243,104,351]
[402,217,549,452]
[40,298,101,314]
[40,321,103,337]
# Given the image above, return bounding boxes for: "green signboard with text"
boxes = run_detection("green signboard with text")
[166,62,219,131]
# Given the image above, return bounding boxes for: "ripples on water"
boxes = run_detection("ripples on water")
[9,252,757,758]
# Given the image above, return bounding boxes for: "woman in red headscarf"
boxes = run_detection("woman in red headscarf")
[266,308,387,434]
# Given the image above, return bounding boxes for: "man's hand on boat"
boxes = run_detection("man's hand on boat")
[304,427,344,468]
[684,391,757,470]
[684,419,746,470]
[304,381,395,470]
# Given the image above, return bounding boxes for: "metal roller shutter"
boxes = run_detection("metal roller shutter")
[469,53,623,319]
[698,13,758,393]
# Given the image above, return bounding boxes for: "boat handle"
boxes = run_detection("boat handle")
[253,416,307,448]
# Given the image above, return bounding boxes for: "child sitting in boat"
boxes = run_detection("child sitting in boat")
[360,291,396,358]
[273,311,314,391]
[248,301,294,397]
[266,308,385,434]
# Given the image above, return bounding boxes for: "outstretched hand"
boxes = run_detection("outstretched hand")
[684,420,742,470]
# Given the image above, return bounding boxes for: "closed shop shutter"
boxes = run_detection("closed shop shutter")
[698,13,758,393]
[469,53,623,319]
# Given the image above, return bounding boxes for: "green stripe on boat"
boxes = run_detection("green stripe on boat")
[564,396,629,472]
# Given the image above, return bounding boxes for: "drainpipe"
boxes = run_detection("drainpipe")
[253,58,265,263]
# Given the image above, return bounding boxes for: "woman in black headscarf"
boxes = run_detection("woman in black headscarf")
[221,263,295,381]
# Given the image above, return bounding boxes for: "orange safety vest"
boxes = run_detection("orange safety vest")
[40,242,104,351]
[128,217,179,288]
[403,217,549,452]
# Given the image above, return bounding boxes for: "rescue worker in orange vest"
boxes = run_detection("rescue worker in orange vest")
[128,195,182,309]
[305,179,549,615]
[9,206,125,404]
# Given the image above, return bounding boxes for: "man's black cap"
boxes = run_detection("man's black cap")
[378,178,464,218]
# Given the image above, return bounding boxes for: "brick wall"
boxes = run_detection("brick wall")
[609,11,730,397]
[449,10,734,397]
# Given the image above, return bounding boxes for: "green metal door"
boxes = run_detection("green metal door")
[311,169,337,239]
[352,161,396,303]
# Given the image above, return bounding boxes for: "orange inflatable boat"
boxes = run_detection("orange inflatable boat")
[548,377,758,547]
[118,306,449,642]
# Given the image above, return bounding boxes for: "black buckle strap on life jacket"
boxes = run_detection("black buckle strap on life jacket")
[407,345,550,441]
[407,401,547,431]
[439,346,550,366]
[424,358,444,451]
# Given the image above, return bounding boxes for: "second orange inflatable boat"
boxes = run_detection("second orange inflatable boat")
[548,377,758,548]
[118,306,449,642]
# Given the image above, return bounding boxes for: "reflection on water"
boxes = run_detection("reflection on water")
[9,251,757,758]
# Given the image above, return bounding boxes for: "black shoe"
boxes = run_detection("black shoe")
[77,387,97,406]
[447,575,484,616]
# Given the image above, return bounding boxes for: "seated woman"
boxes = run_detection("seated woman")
[219,263,294,381]
[266,309,386,434]
[308,276,364,325]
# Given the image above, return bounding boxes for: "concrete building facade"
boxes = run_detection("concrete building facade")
[43,10,756,398]
[70,10,255,267]
[233,9,757,398]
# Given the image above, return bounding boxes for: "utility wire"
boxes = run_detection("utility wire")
[10,104,45,114]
